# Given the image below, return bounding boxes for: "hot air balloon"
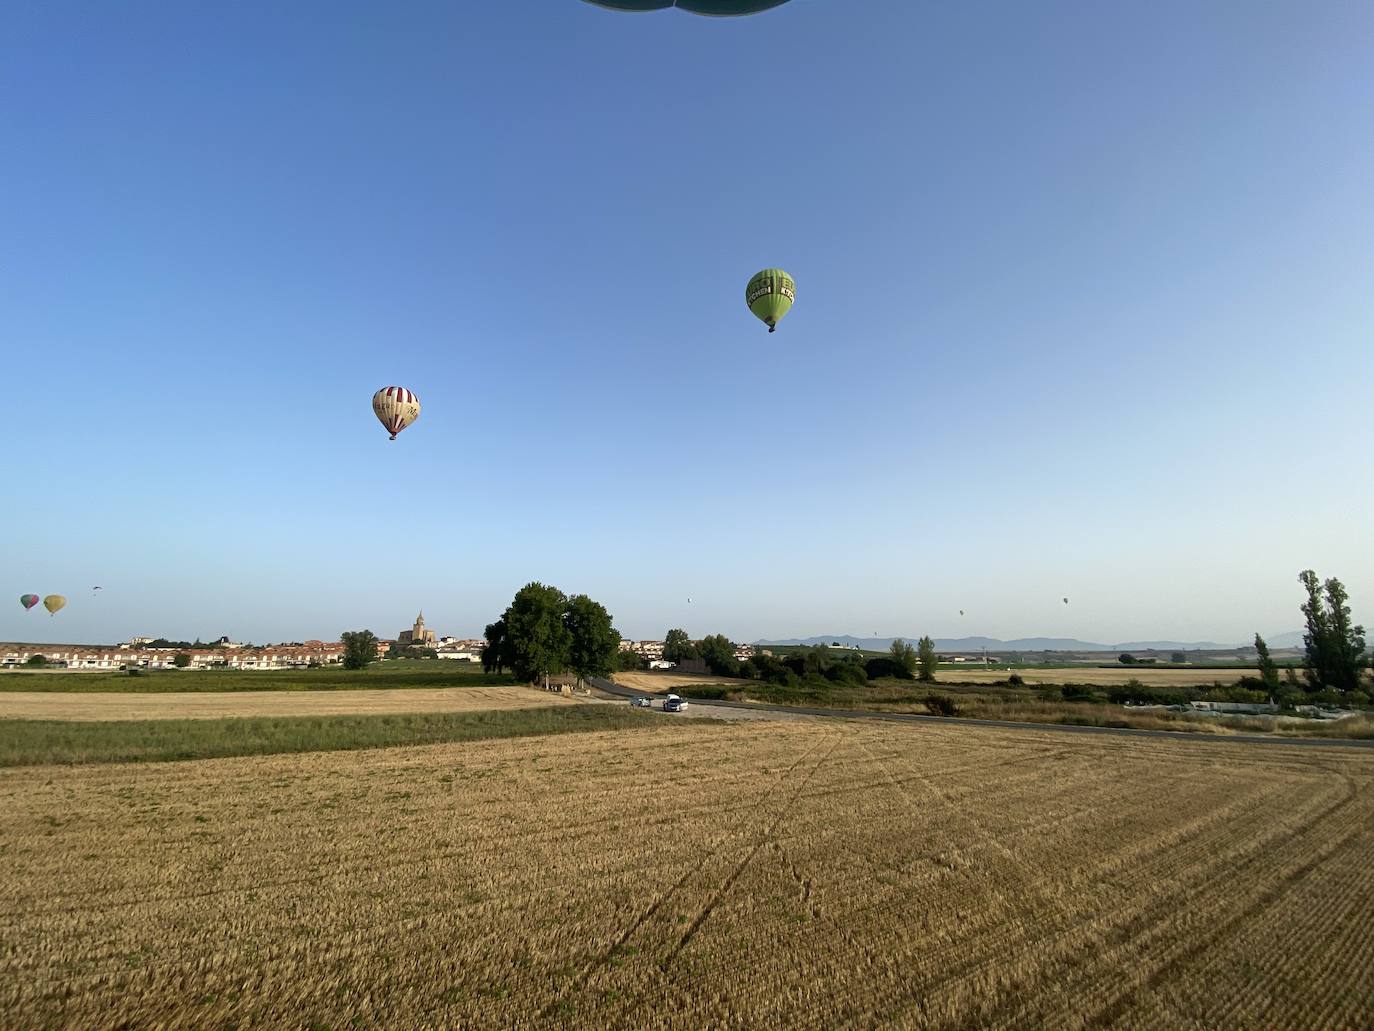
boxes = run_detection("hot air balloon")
[746,268,795,332]
[43,594,67,616]
[583,1,791,14]
[959,610,965,616]
[372,387,421,441]
[1062,597,1069,605]
[20,594,39,611]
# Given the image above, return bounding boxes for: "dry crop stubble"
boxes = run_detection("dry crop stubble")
[1,720,1372,1029]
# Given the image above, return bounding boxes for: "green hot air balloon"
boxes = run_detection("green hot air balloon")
[583,1,791,14]
[746,268,795,333]
[20,594,39,611]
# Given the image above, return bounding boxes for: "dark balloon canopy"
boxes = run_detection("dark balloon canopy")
[583,1,791,14]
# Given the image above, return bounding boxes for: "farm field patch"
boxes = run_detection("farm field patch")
[3,721,1372,1029]
[0,662,517,693]
[0,685,571,722]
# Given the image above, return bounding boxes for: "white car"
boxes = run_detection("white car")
[631,696,653,708]
[663,694,688,712]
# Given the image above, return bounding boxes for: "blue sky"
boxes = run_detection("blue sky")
[3,1,1371,646]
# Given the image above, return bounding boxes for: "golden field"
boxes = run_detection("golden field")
[2,720,1372,1029]
[0,686,577,722]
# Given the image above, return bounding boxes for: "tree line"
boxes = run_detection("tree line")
[647,631,941,687]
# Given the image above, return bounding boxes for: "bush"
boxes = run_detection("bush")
[24,655,47,667]
[1006,673,1025,687]
[923,694,960,717]
[825,663,868,686]
[173,653,192,668]
[1061,684,1095,702]
[865,657,913,681]
[126,667,144,677]
[1118,653,1137,665]
[616,649,646,672]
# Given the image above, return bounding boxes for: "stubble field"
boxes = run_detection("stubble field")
[3,720,1372,1029]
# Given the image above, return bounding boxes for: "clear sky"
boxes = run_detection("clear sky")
[3,1,1371,647]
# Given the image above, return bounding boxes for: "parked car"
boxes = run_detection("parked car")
[631,696,653,708]
[663,694,688,712]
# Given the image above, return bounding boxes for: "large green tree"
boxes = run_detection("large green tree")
[340,630,377,671]
[1299,570,1367,692]
[1253,633,1280,692]
[504,582,573,687]
[564,594,620,685]
[916,636,938,682]
[889,638,917,676]
[698,634,739,677]
[663,628,697,663]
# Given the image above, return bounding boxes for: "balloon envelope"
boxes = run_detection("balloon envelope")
[1062,597,1069,605]
[583,1,791,14]
[43,594,67,616]
[20,594,39,611]
[372,387,421,440]
[746,268,795,332]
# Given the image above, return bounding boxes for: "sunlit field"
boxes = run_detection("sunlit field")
[3,720,1371,1029]
[0,660,515,693]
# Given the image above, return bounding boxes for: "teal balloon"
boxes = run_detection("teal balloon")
[20,594,39,611]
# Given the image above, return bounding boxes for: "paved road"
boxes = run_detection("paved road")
[589,678,1374,750]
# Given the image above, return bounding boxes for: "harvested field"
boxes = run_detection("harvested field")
[613,670,749,693]
[935,666,1262,687]
[3,721,1372,1029]
[0,686,572,722]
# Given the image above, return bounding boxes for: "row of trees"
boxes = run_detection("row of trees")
[654,630,941,685]
[482,583,621,687]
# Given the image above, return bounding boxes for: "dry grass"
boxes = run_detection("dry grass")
[2,721,1372,1028]
[933,666,1263,687]
[0,686,574,722]
[613,671,747,693]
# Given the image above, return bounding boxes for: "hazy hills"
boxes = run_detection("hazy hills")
[757,632,1306,652]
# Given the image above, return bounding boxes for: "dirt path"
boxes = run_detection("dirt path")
[0,686,579,722]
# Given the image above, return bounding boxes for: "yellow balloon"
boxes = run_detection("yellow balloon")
[372,386,421,441]
[43,594,67,616]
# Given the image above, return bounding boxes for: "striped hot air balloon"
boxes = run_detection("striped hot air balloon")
[372,386,421,441]
[20,594,39,611]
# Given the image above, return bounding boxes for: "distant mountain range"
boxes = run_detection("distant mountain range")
[756,632,1306,652]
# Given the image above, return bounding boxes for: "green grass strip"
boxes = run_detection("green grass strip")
[0,706,683,767]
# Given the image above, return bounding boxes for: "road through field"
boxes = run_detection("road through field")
[0,686,577,721]
[3,720,1372,1029]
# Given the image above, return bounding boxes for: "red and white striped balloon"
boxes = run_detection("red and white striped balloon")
[372,386,421,440]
